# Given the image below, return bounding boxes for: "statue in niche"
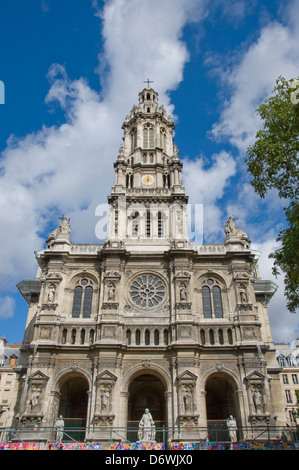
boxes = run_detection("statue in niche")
[138,408,156,442]
[55,415,65,443]
[179,282,187,301]
[107,282,116,302]
[100,386,111,413]
[239,283,248,303]
[253,387,262,414]
[226,415,237,444]
[47,284,56,303]
[29,387,41,413]
[183,386,193,414]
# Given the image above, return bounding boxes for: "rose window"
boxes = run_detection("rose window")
[130,275,165,308]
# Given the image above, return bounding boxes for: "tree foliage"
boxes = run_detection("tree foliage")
[246,76,299,313]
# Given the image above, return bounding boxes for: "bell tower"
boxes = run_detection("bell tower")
[108,85,189,246]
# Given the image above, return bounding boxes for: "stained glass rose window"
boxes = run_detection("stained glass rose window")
[130,275,165,308]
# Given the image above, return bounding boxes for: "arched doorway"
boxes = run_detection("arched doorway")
[205,373,240,441]
[127,373,166,442]
[58,373,89,442]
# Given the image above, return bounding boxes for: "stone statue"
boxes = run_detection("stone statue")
[224,217,251,247]
[46,216,71,244]
[29,387,41,413]
[107,282,116,302]
[100,387,111,413]
[253,388,262,414]
[183,386,192,413]
[179,283,187,301]
[138,408,155,442]
[55,415,65,443]
[47,284,56,303]
[226,415,237,443]
[239,283,248,303]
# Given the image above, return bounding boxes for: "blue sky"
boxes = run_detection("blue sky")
[0,0,298,344]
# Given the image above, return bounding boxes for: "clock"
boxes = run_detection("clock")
[141,174,155,186]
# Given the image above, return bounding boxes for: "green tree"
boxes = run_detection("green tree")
[246,76,299,313]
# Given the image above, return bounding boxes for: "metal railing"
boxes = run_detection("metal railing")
[0,423,298,448]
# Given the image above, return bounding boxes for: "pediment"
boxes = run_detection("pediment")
[96,370,118,383]
[28,370,50,382]
[177,370,198,382]
[244,370,265,383]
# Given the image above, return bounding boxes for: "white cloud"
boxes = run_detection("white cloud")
[210,0,299,152]
[0,296,15,319]
[182,151,237,241]
[0,0,208,301]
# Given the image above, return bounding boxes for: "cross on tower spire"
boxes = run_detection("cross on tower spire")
[144,77,153,88]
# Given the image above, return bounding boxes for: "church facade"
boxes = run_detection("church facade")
[15,86,285,444]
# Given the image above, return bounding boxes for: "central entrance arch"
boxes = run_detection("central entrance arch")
[127,373,166,442]
[205,372,241,441]
[57,373,89,442]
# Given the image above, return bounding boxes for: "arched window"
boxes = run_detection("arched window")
[71,328,76,344]
[136,330,141,345]
[146,210,151,238]
[202,279,224,318]
[89,329,95,345]
[227,329,233,345]
[160,128,167,151]
[209,329,215,345]
[158,212,164,238]
[145,329,150,345]
[164,329,169,345]
[71,278,94,318]
[200,329,205,345]
[62,328,67,344]
[131,129,137,152]
[154,330,159,345]
[80,329,85,345]
[126,330,131,345]
[143,125,155,149]
[218,329,224,345]
[202,286,212,318]
[132,212,139,238]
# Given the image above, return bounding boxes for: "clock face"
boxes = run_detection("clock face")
[141,174,155,186]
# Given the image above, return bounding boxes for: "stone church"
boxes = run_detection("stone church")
[15,86,285,444]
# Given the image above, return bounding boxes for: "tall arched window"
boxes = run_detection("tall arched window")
[202,279,224,318]
[131,129,137,152]
[131,212,139,238]
[160,128,167,151]
[146,210,151,238]
[143,124,155,148]
[71,278,94,318]
[202,286,212,318]
[158,212,164,238]
[145,329,150,345]
[154,330,159,345]
[136,329,141,345]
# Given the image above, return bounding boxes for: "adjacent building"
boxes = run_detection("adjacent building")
[0,337,21,435]
[276,340,299,427]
